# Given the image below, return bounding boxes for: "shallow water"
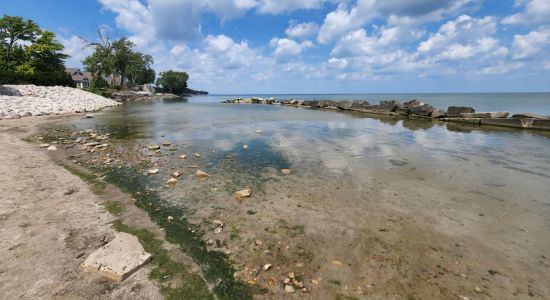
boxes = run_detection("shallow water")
[65,98,550,298]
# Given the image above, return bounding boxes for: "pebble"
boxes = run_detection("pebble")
[196,170,210,178]
[331,260,343,266]
[234,188,252,199]
[47,146,57,151]
[148,168,159,175]
[148,145,161,150]
[85,114,94,118]
[263,264,272,271]
[255,240,263,246]
[162,141,171,146]
[39,143,50,148]
[194,153,201,158]
[167,216,174,221]
[285,285,295,293]
[256,129,262,133]
[243,144,248,149]
[171,171,181,178]
[311,279,319,285]
[179,154,187,159]
[167,178,178,184]
[281,169,291,175]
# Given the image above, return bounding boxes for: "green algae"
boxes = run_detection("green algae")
[104,201,124,216]
[103,166,262,300]
[58,162,107,195]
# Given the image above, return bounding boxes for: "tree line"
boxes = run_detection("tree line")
[1,15,198,96]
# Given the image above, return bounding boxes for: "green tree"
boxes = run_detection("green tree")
[0,15,40,70]
[127,53,155,88]
[156,70,189,95]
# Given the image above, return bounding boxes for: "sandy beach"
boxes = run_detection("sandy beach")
[0,115,162,299]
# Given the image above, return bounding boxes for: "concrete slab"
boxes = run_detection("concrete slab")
[82,232,152,281]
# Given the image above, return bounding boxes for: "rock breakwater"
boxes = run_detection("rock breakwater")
[0,85,120,119]
[223,97,550,131]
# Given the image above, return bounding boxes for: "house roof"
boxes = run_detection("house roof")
[66,68,92,82]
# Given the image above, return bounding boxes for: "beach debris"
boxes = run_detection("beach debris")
[194,153,201,158]
[196,170,209,178]
[39,143,50,148]
[167,178,178,184]
[213,219,225,234]
[162,141,172,146]
[148,168,159,175]
[285,285,295,293]
[147,144,161,150]
[234,188,252,200]
[281,169,291,175]
[255,129,262,133]
[179,154,187,159]
[81,232,151,281]
[47,145,57,151]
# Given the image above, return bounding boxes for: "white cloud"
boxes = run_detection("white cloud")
[285,21,320,39]
[270,38,314,62]
[256,0,326,14]
[502,0,550,25]
[478,62,523,74]
[512,29,550,59]
[59,35,93,68]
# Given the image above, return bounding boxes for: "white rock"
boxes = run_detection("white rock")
[39,143,50,148]
[167,178,178,184]
[285,285,295,293]
[234,188,251,199]
[148,168,159,175]
[281,169,291,175]
[179,154,187,159]
[81,232,151,281]
[196,170,209,178]
[47,146,57,151]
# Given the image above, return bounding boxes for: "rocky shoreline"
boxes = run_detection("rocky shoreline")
[0,85,120,119]
[224,97,550,131]
[111,90,183,102]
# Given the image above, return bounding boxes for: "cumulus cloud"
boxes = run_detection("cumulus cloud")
[285,21,320,39]
[270,38,314,62]
[512,29,550,59]
[502,0,550,25]
[317,0,477,44]
[59,35,93,68]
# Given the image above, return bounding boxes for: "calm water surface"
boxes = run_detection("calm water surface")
[65,97,550,298]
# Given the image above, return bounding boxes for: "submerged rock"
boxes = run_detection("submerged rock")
[147,168,159,175]
[167,178,178,184]
[281,169,291,175]
[234,188,252,199]
[179,154,187,159]
[196,170,209,178]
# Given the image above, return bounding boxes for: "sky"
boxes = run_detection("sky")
[1,0,550,94]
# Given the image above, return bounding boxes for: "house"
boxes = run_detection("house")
[65,68,92,89]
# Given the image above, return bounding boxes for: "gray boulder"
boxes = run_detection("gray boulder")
[403,99,424,108]
[378,100,401,112]
[350,100,370,111]
[430,109,446,118]
[336,100,354,110]
[303,100,318,107]
[317,100,332,108]
[410,104,435,116]
[447,106,475,117]
[511,113,550,119]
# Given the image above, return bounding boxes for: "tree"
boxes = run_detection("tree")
[0,15,40,70]
[127,53,155,88]
[82,30,156,89]
[0,15,73,86]
[156,70,189,95]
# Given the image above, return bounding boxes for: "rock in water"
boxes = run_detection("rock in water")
[162,141,171,146]
[171,171,182,178]
[148,168,159,175]
[47,145,57,151]
[234,188,252,199]
[179,154,187,159]
[447,106,475,117]
[85,114,94,118]
[196,170,209,178]
[167,178,178,184]
[147,145,161,150]
[281,169,291,175]
[39,143,50,148]
[81,232,151,281]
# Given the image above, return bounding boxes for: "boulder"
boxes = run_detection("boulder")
[395,107,410,116]
[403,99,424,108]
[480,118,532,129]
[317,100,332,108]
[410,104,435,116]
[47,145,57,151]
[511,113,550,119]
[336,100,353,110]
[303,100,318,107]
[378,100,401,112]
[196,170,209,178]
[531,119,550,130]
[350,100,369,111]
[447,106,475,117]
[81,232,151,282]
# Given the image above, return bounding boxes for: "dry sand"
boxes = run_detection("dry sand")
[0,116,161,300]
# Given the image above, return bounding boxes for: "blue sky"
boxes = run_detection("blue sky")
[2,0,550,93]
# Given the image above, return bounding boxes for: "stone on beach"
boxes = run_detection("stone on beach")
[162,141,171,146]
[461,112,509,119]
[179,154,187,159]
[147,145,161,150]
[148,168,159,175]
[234,188,252,199]
[171,171,181,178]
[196,170,209,178]
[81,232,151,282]
[47,146,57,151]
[281,169,291,175]
[167,178,178,184]
[39,143,50,148]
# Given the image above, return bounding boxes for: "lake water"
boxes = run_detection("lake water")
[59,96,550,299]
[193,93,550,115]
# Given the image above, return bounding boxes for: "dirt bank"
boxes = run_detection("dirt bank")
[0,116,161,300]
